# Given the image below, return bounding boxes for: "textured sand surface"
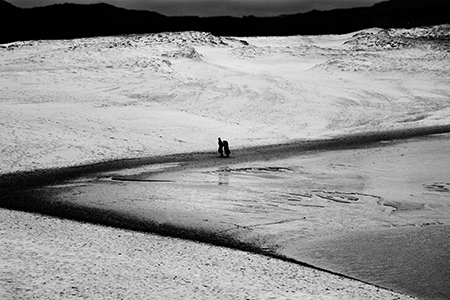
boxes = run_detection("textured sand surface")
[1,26,449,174]
[0,208,415,300]
[2,25,449,299]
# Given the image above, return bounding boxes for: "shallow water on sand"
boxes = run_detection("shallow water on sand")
[99,133,450,299]
[283,225,450,300]
[6,133,450,299]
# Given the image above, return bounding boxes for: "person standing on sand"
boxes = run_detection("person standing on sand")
[223,140,231,157]
[218,137,224,157]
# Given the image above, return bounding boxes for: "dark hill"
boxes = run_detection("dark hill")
[1,0,449,43]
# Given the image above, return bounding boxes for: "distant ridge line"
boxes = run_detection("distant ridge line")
[1,0,450,43]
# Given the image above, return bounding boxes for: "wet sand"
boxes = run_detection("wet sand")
[0,208,413,299]
[283,225,450,300]
[2,127,450,299]
[2,125,450,190]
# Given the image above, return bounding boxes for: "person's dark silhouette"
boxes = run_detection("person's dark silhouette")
[218,137,224,157]
[223,140,231,157]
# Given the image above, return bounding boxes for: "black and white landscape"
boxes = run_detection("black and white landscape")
[1,0,450,299]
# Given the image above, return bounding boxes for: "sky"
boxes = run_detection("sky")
[9,0,383,17]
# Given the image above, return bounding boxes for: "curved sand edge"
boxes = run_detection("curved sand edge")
[0,207,416,299]
[2,126,448,299]
[2,124,450,190]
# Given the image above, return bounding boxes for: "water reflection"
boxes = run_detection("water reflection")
[218,170,229,186]
[26,133,450,300]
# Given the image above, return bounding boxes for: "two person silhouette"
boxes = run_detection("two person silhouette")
[218,137,231,157]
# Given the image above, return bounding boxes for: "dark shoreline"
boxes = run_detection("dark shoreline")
[2,125,450,299]
[2,124,450,191]
[0,191,400,297]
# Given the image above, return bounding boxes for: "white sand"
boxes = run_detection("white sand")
[1,27,449,174]
[2,25,449,299]
[0,208,414,299]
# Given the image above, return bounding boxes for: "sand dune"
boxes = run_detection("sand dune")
[1,25,449,174]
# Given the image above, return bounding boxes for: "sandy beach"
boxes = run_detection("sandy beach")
[1,207,417,300]
[3,130,450,299]
[1,25,450,299]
